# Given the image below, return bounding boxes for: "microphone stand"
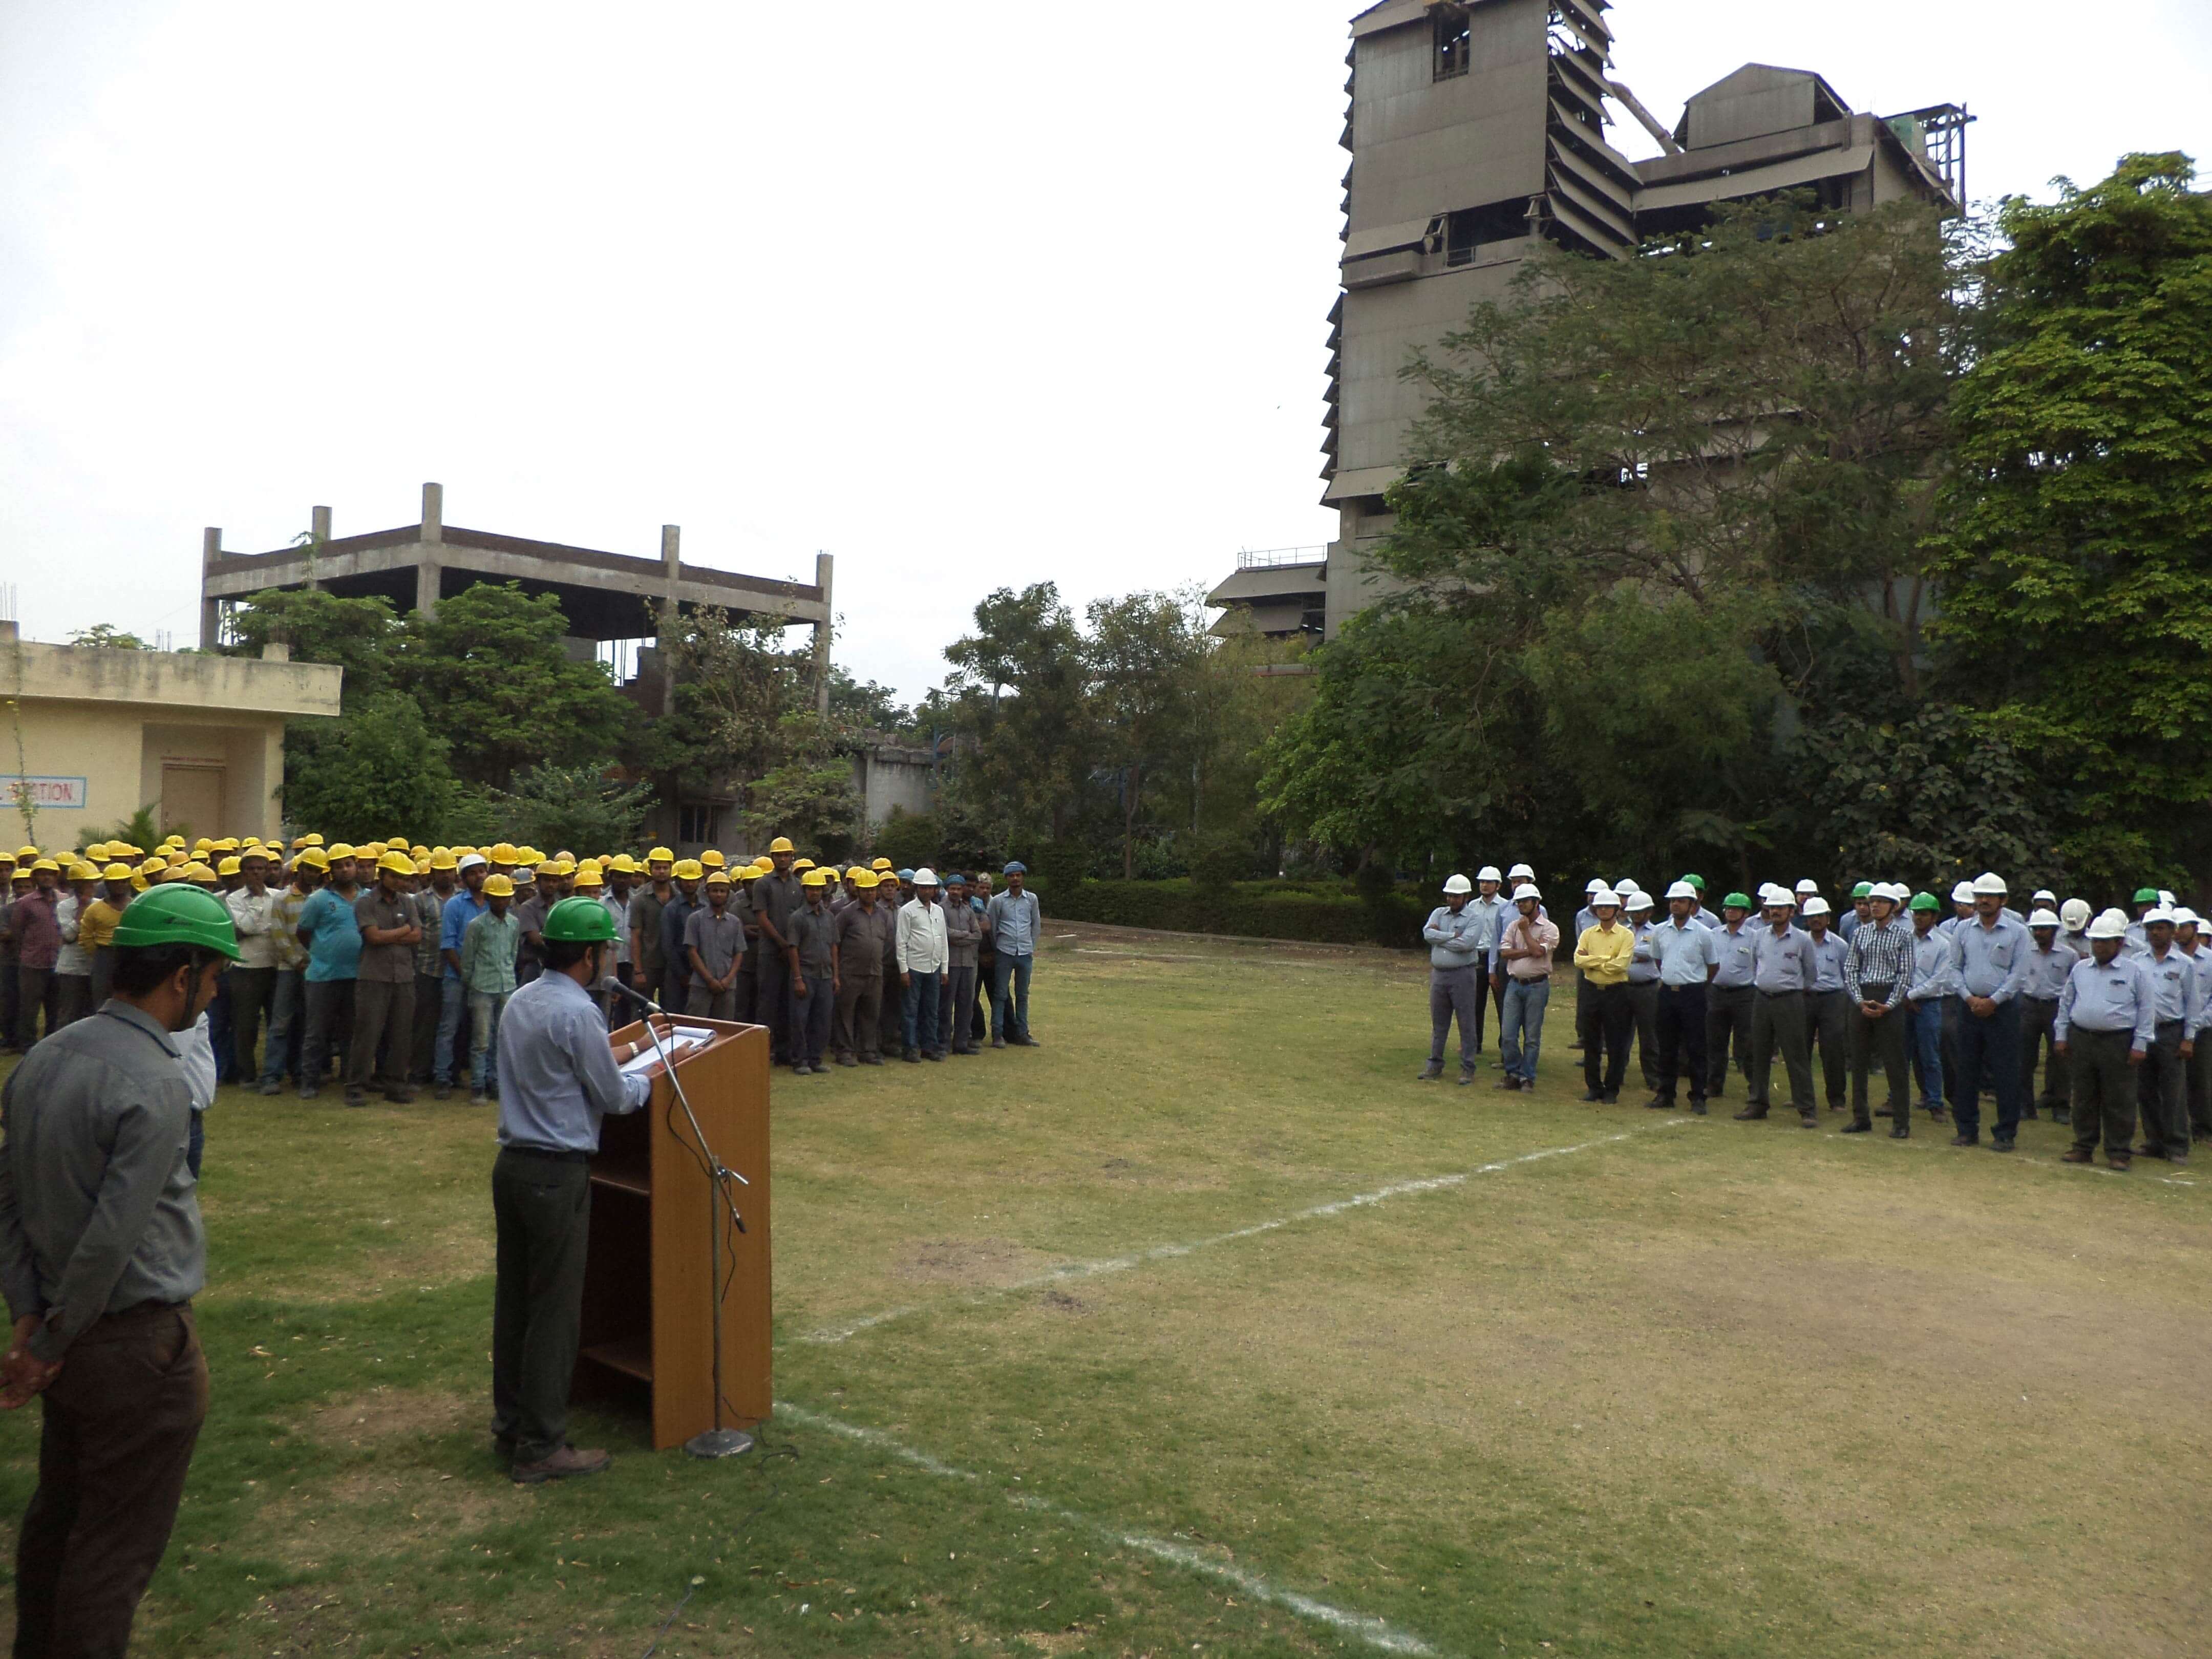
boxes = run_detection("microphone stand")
[627,987,755,1459]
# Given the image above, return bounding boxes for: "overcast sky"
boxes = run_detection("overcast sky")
[4,2,2207,702]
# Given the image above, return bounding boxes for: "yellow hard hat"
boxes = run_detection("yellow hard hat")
[793,857,816,872]
[31,857,61,874]
[326,842,357,861]
[870,858,892,871]
[295,848,329,871]
[851,869,879,889]
[216,855,242,876]
[704,868,731,886]
[359,841,387,858]
[801,868,830,888]
[413,857,432,875]
[185,861,218,883]
[482,873,516,898]
[215,837,240,852]
[491,842,519,864]
[607,853,639,874]
[768,837,795,855]
[83,841,109,859]
[429,848,459,870]
[303,832,324,847]
[738,865,763,882]
[15,844,40,861]
[101,861,133,881]
[646,846,674,864]
[68,861,99,882]
[573,866,605,888]
[672,858,704,881]
[753,855,773,871]
[700,849,727,869]
[377,850,416,876]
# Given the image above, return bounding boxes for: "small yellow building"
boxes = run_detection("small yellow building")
[1,623,342,845]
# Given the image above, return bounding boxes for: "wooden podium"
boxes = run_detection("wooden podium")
[574,1016,773,1449]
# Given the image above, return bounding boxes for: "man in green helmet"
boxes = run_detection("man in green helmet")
[488,895,668,1485]
[0,884,238,1656]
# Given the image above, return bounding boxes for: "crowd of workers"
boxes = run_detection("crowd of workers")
[1423,866,2211,1170]
[0,831,1047,1111]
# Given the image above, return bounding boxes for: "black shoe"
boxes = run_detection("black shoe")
[1889,1125,1910,1139]
[1602,1094,1620,1104]
[1689,1100,1707,1116]
[1989,1138,2016,1153]
[1644,1097,1675,1111]
[1493,1077,1521,1091]
[1799,1112,1819,1129]
[2019,1107,2039,1120]
[1012,1034,1039,1047]
[1949,1133,1979,1146]
[924,1050,944,1062]
[1841,1121,1873,1134]
[1457,1070,1475,1087]
[2051,1108,2071,1124]
[1419,1062,1443,1081]
[1733,1107,1768,1121]
[1580,1090,1605,1102]
[903,1049,920,1064]
[1875,1105,1892,1118]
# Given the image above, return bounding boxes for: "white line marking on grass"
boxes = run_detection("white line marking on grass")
[803,1121,1690,1345]
[777,1402,1440,1656]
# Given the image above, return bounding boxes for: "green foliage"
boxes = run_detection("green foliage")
[67,624,148,650]
[1927,153,2212,883]
[873,807,942,873]
[83,805,161,856]
[225,590,405,703]
[829,664,913,733]
[279,690,486,843]
[1047,878,1426,948]
[490,762,651,856]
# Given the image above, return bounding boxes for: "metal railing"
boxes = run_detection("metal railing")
[1237,545,1329,570]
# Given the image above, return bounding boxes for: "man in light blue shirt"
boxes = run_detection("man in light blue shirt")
[2132,907,2198,1164]
[491,897,660,1485]
[2017,908,2076,1125]
[2056,909,2155,1168]
[1623,893,1662,1096]
[1421,876,1487,1082]
[984,862,1043,1048]
[1742,892,1818,1125]
[1799,897,1852,1114]
[1704,893,1757,1101]
[2177,909,2212,1150]
[1904,893,1957,1120]
[1640,882,1719,1112]
[1464,866,1509,1055]
[435,854,490,1098]
[1949,873,2033,1150]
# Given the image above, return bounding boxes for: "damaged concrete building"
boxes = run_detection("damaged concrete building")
[1210,0,1969,640]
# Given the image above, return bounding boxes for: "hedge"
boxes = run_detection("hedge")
[1031,878,1427,949]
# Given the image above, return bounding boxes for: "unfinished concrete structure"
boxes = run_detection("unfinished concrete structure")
[1211,0,1969,639]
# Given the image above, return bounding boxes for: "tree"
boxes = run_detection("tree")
[828,665,912,734]
[873,807,941,873]
[68,624,148,650]
[280,689,487,843]
[1085,590,1208,879]
[1927,153,2212,884]
[401,584,630,791]
[938,584,1094,848]
[225,589,406,700]
[492,762,653,855]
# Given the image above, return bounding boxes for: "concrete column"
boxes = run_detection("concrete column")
[200,527,223,648]
[813,550,834,716]
[421,482,443,543]
[310,504,331,543]
[658,526,680,715]
[415,559,441,618]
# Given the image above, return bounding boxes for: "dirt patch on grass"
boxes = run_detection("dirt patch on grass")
[894,1237,1064,1289]
[1039,1289,1093,1316]
[311,1386,476,1449]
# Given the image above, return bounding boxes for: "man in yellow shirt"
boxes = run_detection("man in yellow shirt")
[1572,887,1635,1102]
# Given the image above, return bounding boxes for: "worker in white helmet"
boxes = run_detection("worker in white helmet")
[2018,908,2075,1125]
[2055,909,2155,1169]
[1466,865,1509,1055]
[1420,875,1485,1084]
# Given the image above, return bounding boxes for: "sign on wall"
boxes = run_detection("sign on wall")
[4,776,88,810]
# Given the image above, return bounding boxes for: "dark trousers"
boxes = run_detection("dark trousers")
[792,975,834,1067]
[348,977,415,1098]
[1849,993,1911,1126]
[1748,990,1814,1114]
[686,982,739,1019]
[89,948,114,1010]
[1428,965,1482,1072]
[410,971,443,1083]
[2069,1028,2138,1155]
[300,976,355,1090]
[902,972,942,1056]
[991,952,1033,1040]
[13,1303,208,1659]
[53,972,92,1030]
[1582,980,1631,1098]
[970,956,991,1043]
[2188,1037,2212,1143]
[15,964,56,1048]
[1952,997,2024,1141]
[206,977,233,1080]
[942,964,977,1052]
[225,966,275,1084]
[2020,995,2067,1115]
[1808,988,1850,1109]
[835,974,883,1060]
[263,969,305,1087]
[1940,994,1963,1111]
[491,1150,590,1466]
[756,953,792,1061]
[1705,984,1753,1098]
[1627,980,1660,1090]
[0,951,17,1047]
[2136,1019,2189,1157]
[732,962,756,1026]
[1653,982,1708,1102]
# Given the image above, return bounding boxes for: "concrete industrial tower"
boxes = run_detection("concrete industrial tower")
[1209,0,1968,641]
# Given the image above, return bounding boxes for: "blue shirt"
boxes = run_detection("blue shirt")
[1803,929,1851,993]
[2020,942,2075,1002]
[494,971,651,1154]
[1423,905,1486,970]
[985,889,1041,956]
[1624,920,1660,984]
[1837,910,1861,941]
[1465,896,1508,956]
[1908,928,1958,1002]
[1710,923,1757,989]
[2055,953,2155,1049]
[1750,924,1816,993]
[2139,947,2200,1035]
[297,885,365,984]
[1642,918,1720,987]
[440,890,488,982]
[1952,913,2031,1005]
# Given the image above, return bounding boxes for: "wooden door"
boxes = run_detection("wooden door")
[160,764,225,841]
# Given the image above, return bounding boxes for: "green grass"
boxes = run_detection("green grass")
[3,928,2207,1657]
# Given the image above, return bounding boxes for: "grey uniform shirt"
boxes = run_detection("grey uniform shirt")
[788,903,838,978]
[1751,924,1817,993]
[494,972,651,1155]
[0,1002,204,1363]
[942,899,981,968]
[684,905,747,983]
[1711,924,1757,989]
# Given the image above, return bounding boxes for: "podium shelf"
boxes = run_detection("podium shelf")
[580,1334,654,1382]
[589,1158,652,1197]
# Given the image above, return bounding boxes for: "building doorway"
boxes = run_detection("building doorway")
[161,763,226,841]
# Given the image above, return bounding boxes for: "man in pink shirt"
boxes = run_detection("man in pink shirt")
[1495,884,1560,1093]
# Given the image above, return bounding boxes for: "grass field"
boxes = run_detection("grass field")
[2,925,2208,1658]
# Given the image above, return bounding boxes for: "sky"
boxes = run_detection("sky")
[3,1,2208,704]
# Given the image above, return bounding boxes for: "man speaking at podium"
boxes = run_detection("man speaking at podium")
[492,896,665,1485]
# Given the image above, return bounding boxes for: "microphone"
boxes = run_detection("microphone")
[598,977,666,1014]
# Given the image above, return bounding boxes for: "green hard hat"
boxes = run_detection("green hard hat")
[110,884,241,960]
[542,894,616,944]
[1683,874,1706,891]
[1909,891,1942,913]
[1721,891,1753,910]
[2134,887,2161,904]
[1851,881,1874,899]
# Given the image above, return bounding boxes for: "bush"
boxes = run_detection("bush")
[1043,878,1426,949]
[872,808,941,873]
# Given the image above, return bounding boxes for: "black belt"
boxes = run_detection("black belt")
[500,1144,591,1164]
[1757,989,1804,998]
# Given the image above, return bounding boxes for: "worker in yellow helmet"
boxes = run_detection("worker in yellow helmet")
[750,837,804,1064]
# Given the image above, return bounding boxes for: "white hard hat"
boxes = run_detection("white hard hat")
[1626,891,1653,910]
[1476,865,1502,883]
[2175,907,2201,927]
[1758,882,1790,904]
[1589,887,1620,908]
[456,852,487,873]
[1512,883,1540,902]
[1666,880,1697,901]
[912,866,940,887]
[2146,905,2178,926]
[1801,896,1831,917]
[1508,862,1535,880]
[2032,888,2057,904]
[2027,908,2060,928]
[1971,871,2007,897]
[2159,889,2176,907]
[1876,882,1907,903]
[1794,879,1819,896]
[2087,907,2130,941]
[1586,878,1608,895]
[1615,877,1640,895]
[1950,881,1976,905]
[2060,898,2091,930]
[1442,874,1473,896]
